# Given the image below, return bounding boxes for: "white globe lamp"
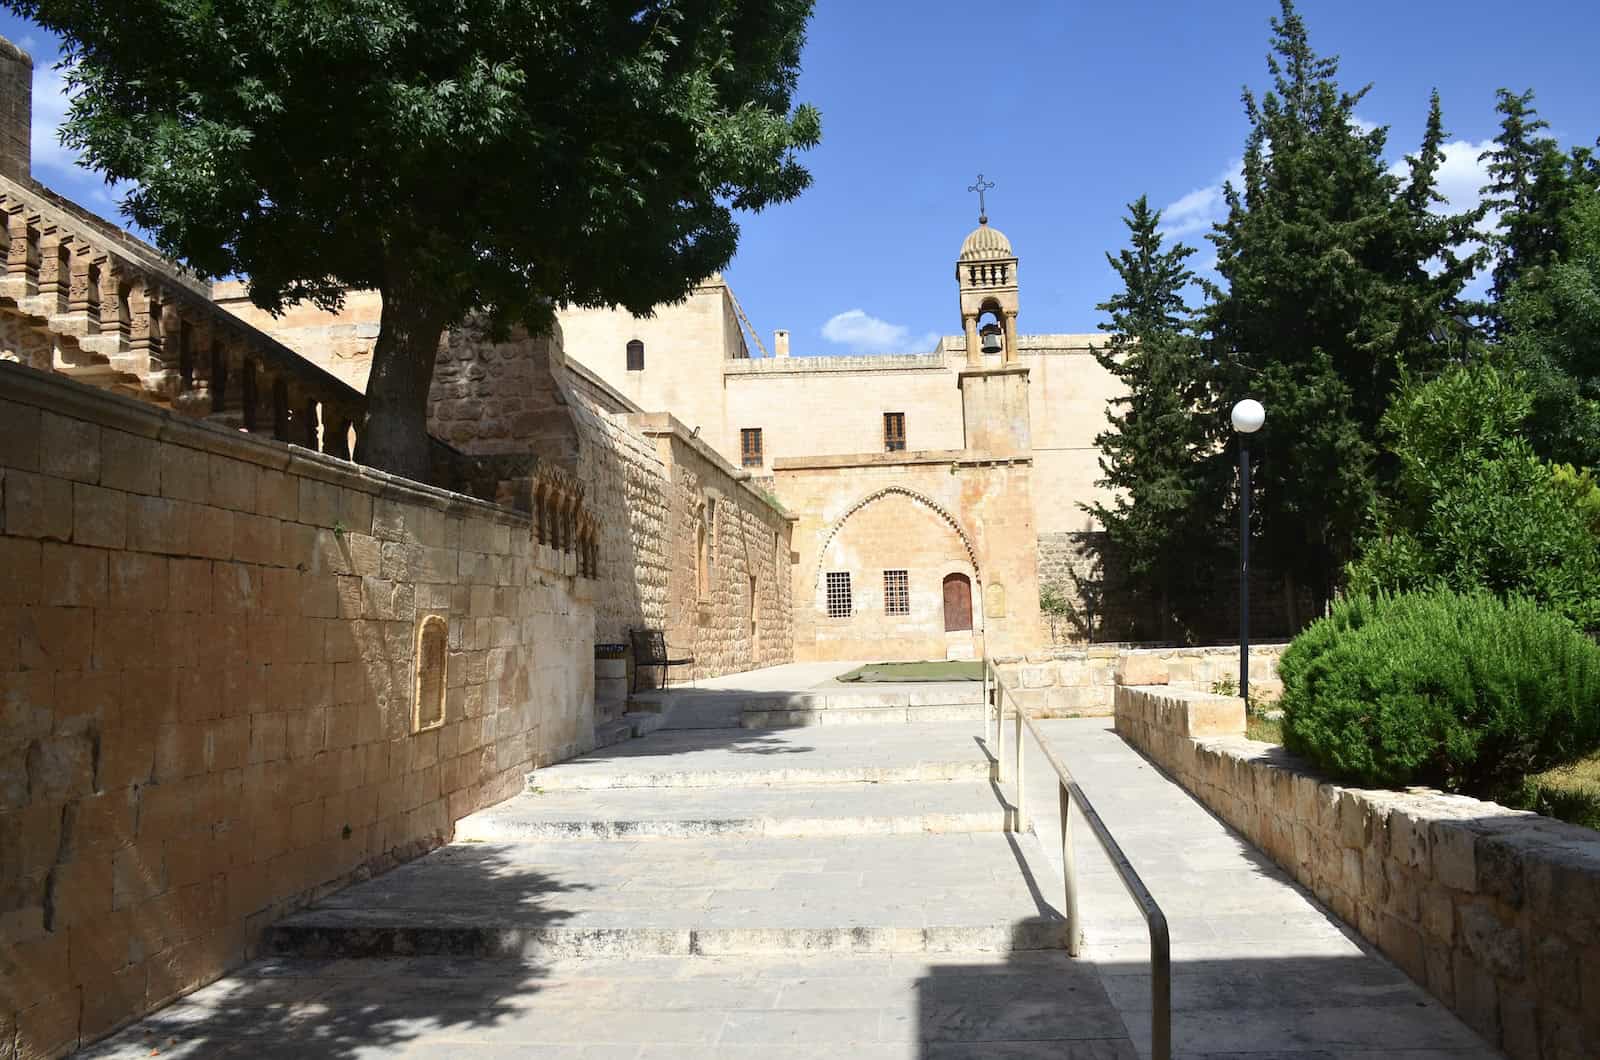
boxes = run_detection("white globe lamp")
[1231,398,1265,434]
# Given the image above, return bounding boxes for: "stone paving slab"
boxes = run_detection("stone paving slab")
[80,953,1137,1059]
[457,780,1010,840]
[1009,719,1496,1059]
[532,723,992,790]
[269,833,1068,958]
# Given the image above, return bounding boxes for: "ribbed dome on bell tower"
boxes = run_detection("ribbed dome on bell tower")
[959,220,1014,262]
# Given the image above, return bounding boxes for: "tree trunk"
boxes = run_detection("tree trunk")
[357,268,452,483]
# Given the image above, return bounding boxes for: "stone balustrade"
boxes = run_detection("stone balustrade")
[1114,684,1600,1059]
[0,174,366,460]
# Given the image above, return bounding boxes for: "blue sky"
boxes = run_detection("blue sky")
[5,1,1599,355]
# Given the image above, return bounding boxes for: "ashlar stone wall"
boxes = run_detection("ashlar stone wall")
[637,414,794,680]
[997,642,1286,717]
[1115,684,1600,1060]
[0,363,594,1058]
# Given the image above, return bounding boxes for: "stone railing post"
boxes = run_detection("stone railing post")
[98,259,130,343]
[36,225,69,314]
[3,206,39,299]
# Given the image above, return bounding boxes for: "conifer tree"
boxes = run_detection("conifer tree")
[1479,89,1587,332]
[1086,197,1215,638]
[1203,0,1482,625]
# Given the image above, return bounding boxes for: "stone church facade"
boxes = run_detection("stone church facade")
[219,220,1125,662]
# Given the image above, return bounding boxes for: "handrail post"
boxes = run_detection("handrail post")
[1151,912,1172,1060]
[1013,697,1025,832]
[1061,782,1080,957]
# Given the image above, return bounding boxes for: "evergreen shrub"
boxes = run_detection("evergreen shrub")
[1279,590,1600,796]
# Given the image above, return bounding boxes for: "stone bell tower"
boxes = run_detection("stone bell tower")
[955,206,1030,457]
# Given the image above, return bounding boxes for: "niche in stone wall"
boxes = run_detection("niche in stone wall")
[414,614,449,732]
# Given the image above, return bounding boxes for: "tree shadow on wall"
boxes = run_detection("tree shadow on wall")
[77,848,592,1059]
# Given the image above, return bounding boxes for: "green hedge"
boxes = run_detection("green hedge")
[1279,591,1600,796]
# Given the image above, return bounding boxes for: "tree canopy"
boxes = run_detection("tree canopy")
[1201,0,1483,622]
[1086,196,1216,639]
[7,0,821,478]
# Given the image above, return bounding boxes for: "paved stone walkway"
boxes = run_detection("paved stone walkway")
[82,703,1496,1059]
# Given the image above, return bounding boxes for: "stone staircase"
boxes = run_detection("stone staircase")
[266,724,1067,963]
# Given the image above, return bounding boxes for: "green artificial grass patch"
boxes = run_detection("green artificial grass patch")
[835,661,985,683]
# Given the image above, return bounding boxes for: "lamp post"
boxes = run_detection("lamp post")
[1231,399,1265,701]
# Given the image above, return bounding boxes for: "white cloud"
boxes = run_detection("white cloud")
[820,309,938,354]
[29,54,78,177]
[1157,160,1243,240]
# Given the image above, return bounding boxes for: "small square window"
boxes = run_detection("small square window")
[741,428,764,468]
[884,412,906,452]
[825,571,852,619]
[884,570,909,615]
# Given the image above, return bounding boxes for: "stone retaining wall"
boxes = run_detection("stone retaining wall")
[1114,684,1600,1059]
[0,363,595,1057]
[998,643,1285,717]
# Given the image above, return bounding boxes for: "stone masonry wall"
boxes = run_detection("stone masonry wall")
[0,363,595,1058]
[0,37,29,183]
[1115,685,1600,1060]
[566,397,670,650]
[644,416,794,681]
[997,643,1286,717]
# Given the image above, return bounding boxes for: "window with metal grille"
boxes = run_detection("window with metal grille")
[825,571,852,618]
[741,428,763,468]
[626,339,645,371]
[884,412,906,452]
[883,570,910,615]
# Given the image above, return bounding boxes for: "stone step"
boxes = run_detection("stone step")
[530,723,994,792]
[742,703,988,728]
[591,710,666,750]
[456,781,1011,841]
[83,952,1137,1059]
[267,833,1069,960]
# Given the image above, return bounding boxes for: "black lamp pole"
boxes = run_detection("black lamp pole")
[1230,398,1263,701]
[1239,439,1250,702]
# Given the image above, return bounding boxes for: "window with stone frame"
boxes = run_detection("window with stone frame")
[884,412,906,452]
[825,571,852,618]
[626,339,645,371]
[741,428,764,468]
[883,569,910,616]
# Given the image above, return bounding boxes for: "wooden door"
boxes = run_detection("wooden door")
[943,574,973,632]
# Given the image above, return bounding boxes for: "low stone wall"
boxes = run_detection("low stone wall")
[998,643,1285,717]
[1114,684,1600,1060]
[1,364,596,1057]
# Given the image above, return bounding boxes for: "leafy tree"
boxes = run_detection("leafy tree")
[1086,196,1216,638]
[1347,361,1600,631]
[7,0,822,478]
[1202,0,1484,625]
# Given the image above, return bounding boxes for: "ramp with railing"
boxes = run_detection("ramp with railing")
[984,658,1172,1060]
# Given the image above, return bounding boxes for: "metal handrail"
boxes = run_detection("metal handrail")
[984,659,1172,1060]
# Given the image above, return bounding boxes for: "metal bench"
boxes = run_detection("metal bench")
[629,630,695,692]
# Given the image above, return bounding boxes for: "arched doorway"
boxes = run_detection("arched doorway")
[943,573,973,632]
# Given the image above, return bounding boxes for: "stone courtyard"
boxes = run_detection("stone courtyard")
[72,665,1492,1059]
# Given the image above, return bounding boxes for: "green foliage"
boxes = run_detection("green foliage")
[1504,186,1600,467]
[1347,362,1600,631]
[6,0,821,477]
[1203,2,1485,621]
[1279,591,1600,796]
[1038,583,1072,618]
[1086,196,1219,638]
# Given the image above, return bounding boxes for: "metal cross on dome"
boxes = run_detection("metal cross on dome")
[967,174,995,224]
